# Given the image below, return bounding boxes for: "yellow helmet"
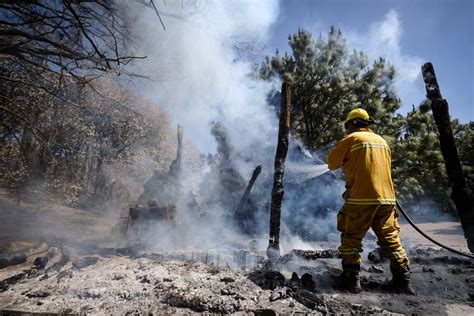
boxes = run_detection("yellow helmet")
[343,108,374,124]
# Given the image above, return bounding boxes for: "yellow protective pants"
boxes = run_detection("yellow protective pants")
[337,203,410,270]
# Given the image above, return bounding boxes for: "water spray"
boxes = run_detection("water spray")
[285,162,330,184]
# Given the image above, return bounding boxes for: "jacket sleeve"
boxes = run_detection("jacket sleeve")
[327,136,352,170]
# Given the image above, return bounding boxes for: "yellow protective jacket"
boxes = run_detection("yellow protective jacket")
[327,128,396,205]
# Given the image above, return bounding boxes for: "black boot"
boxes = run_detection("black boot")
[389,267,415,295]
[337,264,361,294]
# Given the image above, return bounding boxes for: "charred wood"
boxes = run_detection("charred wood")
[32,249,56,270]
[367,247,388,264]
[234,165,262,217]
[129,205,177,222]
[169,124,183,179]
[40,247,70,280]
[0,253,27,269]
[72,256,99,270]
[248,270,286,290]
[25,290,50,298]
[267,82,292,259]
[139,125,183,207]
[57,256,99,283]
[33,256,49,270]
[283,249,341,262]
[421,62,474,252]
[291,289,328,312]
[0,270,32,293]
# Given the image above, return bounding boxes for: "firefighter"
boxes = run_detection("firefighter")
[327,108,415,294]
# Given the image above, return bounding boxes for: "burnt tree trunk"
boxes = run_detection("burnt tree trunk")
[169,124,183,179]
[235,165,262,215]
[168,124,184,205]
[176,124,183,177]
[93,155,104,196]
[20,110,40,179]
[267,82,292,259]
[421,62,474,252]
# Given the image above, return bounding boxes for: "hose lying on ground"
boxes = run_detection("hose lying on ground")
[396,200,474,259]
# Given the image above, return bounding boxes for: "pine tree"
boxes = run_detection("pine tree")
[259,27,400,149]
[259,27,473,209]
[455,121,474,192]
[389,102,448,202]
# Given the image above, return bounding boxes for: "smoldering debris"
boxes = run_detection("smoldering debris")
[111,0,343,251]
[40,247,70,280]
[72,257,99,270]
[283,249,341,261]
[0,253,27,269]
[1,240,474,314]
[57,256,99,284]
[125,121,343,255]
[368,247,388,263]
[1,118,472,314]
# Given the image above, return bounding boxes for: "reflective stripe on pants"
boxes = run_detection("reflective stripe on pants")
[337,203,410,269]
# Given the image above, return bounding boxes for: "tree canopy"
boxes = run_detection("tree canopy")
[0,1,182,208]
[259,27,473,209]
[259,27,400,149]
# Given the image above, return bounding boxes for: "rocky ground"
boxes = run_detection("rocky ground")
[0,192,473,315]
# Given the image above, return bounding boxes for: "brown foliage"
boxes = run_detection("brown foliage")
[0,75,178,209]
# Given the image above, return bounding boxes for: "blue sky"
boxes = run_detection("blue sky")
[266,0,473,122]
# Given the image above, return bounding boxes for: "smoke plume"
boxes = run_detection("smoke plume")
[119,0,344,253]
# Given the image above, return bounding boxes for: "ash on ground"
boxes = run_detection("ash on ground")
[1,240,473,315]
[1,193,473,315]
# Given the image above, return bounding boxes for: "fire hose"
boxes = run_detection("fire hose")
[396,200,474,259]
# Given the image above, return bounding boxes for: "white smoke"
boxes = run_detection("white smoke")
[115,1,284,250]
[344,10,425,112]
[118,1,346,253]
[125,0,280,156]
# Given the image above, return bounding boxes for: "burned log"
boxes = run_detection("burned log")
[267,82,292,260]
[72,256,99,270]
[0,271,31,293]
[138,124,184,205]
[40,247,70,280]
[129,204,177,222]
[234,165,262,215]
[286,249,341,260]
[169,124,183,179]
[421,62,474,252]
[130,125,183,238]
[0,253,27,269]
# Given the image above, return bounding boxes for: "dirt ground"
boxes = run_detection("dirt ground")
[0,191,473,315]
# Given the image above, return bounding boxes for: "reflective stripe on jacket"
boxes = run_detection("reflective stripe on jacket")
[327,128,396,205]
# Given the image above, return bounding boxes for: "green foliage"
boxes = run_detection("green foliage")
[389,102,449,202]
[454,121,474,192]
[260,27,473,207]
[259,27,400,149]
[389,103,473,206]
